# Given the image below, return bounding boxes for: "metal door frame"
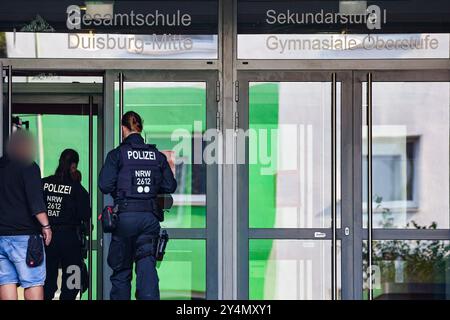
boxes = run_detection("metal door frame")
[235,70,354,299]
[1,63,5,155]
[353,69,450,299]
[2,68,104,299]
[1,64,12,155]
[103,69,220,300]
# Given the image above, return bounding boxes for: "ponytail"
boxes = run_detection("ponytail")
[121,111,143,133]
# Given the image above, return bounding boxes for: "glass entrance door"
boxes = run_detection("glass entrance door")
[237,70,450,300]
[107,70,219,300]
[236,71,353,299]
[5,72,103,300]
[356,70,450,300]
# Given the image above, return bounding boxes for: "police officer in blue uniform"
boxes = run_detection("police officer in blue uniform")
[99,111,177,300]
[42,149,90,300]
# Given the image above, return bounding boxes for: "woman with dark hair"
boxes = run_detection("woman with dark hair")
[99,111,177,300]
[42,149,90,300]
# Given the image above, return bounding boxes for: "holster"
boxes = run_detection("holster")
[100,205,119,233]
[156,230,169,261]
[134,230,169,262]
[77,222,89,260]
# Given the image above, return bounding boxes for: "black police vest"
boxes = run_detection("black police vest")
[117,143,163,200]
[42,176,75,225]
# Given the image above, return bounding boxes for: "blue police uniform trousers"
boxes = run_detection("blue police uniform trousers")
[107,211,160,300]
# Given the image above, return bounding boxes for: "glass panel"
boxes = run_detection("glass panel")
[0,0,219,59]
[130,239,206,300]
[248,82,341,228]
[237,1,450,35]
[12,76,103,83]
[3,33,218,59]
[363,82,450,229]
[115,82,207,228]
[14,114,98,238]
[249,239,340,300]
[237,34,449,60]
[13,113,98,299]
[81,250,97,300]
[12,76,101,299]
[363,240,450,300]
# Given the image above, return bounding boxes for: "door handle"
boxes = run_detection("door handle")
[331,72,338,300]
[314,232,326,238]
[366,72,374,300]
[118,72,124,141]
[88,96,93,301]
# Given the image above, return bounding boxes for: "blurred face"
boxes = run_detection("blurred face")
[8,132,36,164]
[18,139,36,162]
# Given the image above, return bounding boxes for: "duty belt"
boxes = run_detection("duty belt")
[115,200,154,213]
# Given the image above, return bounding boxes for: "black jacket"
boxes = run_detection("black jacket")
[98,133,177,202]
[0,156,47,235]
[42,174,91,226]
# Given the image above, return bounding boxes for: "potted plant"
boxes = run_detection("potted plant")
[363,195,450,299]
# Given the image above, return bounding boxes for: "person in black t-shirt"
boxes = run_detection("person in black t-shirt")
[42,149,90,300]
[0,131,52,300]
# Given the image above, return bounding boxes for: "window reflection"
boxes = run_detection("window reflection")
[131,240,206,300]
[1,32,218,59]
[249,240,341,300]
[249,82,341,229]
[363,82,450,229]
[363,240,450,300]
[115,82,207,228]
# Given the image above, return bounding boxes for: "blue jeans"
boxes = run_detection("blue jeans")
[108,212,160,300]
[0,235,46,288]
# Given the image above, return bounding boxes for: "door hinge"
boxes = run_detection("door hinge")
[216,80,221,102]
[216,111,221,132]
[234,81,239,102]
[1,67,8,78]
[234,111,239,131]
